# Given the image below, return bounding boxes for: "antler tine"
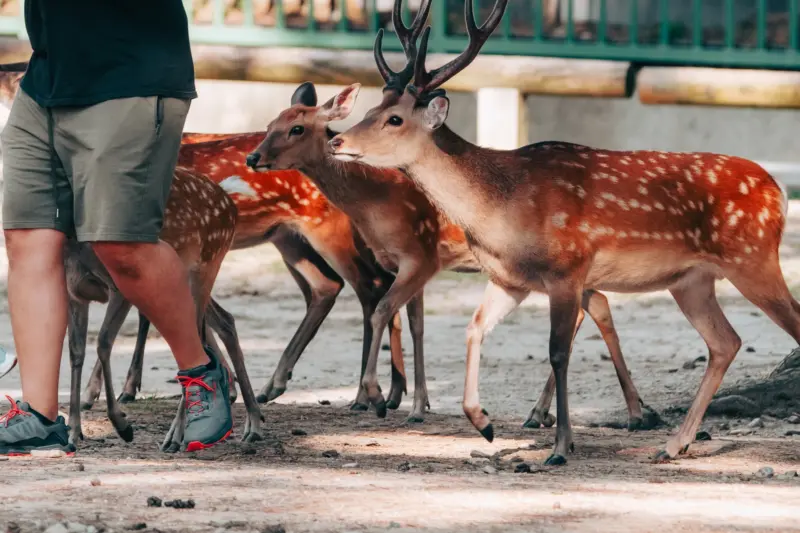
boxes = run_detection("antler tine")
[374,0,432,90]
[414,0,509,95]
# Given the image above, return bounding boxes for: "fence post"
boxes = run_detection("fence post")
[476,87,527,150]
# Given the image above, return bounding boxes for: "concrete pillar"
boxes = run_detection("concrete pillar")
[476,87,527,150]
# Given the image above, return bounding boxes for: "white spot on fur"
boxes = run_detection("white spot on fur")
[218,176,258,198]
[739,182,749,195]
[707,170,718,184]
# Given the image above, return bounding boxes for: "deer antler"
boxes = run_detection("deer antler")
[412,0,508,96]
[373,0,432,92]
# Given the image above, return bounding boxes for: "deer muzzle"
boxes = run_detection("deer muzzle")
[246,151,270,170]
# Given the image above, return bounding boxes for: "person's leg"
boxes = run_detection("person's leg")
[0,89,75,455]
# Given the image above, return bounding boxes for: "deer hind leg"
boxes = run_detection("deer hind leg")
[405,291,429,423]
[81,357,104,410]
[96,292,135,443]
[523,308,584,430]
[361,261,436,418]
[385,311,407,411]
[118,313,150,404]
[67,298,89,445]
[655,273,741,462]
[258,250,342,404]
[205,302,239,404]
[466,281,528,441]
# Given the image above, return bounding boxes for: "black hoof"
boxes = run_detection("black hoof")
[374,400,387,419]
[406,415,424,424]
[479,423,495,443]
[679,444,690,455]
[350,402,369,412]
[80,401,94,412]
[118,393,136,404]
[118,425,134,443]
[386,399,401,410]
[522,418,541,429]
[256,393,269,404]
[265,387,286,403]
[652,450,672,463]
[544,454,566,466]
[695,430,712,441]
[287,371,293,380]
[162,442,180,454]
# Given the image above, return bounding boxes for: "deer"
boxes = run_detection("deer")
[244,0,662,430]
[329,0,799,465]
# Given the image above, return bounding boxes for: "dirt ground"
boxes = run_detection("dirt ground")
[1,202,800,532]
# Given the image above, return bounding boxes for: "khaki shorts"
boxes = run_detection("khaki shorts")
[1,88,190,242]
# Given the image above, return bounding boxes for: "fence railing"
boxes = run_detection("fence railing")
[0,1,798,70]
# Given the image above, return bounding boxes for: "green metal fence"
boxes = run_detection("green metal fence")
[0,1,798,70]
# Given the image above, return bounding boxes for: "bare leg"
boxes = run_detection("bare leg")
[405,292,429,423]
[67,298,89,445]
[5,229,68,420]
[464,281,528,441]
[655,273,741,461]
[386,311,407,410]
[119,313,150,403]
[543,279,583,466]
[92,241,209,370]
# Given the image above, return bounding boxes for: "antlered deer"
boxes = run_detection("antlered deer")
[245,0,660,430]
[330,0,798,464]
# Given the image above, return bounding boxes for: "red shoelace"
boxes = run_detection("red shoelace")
[177,375,214,413]
[0,395,29,427]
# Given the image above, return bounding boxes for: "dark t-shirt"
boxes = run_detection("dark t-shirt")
[20,0,197,108]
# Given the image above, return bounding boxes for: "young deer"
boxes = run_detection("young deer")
[245,0,659,429]
[330,0,797,464]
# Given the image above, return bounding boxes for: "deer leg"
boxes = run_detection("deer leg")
[204,308,238,404]
[362,261,435,418]
[160,398,187,453]
[258,257,342,403]
[67,298,89,445]
[523,308,584,429]
[465,281,528,441]
[543,280,584,466]
[583,290,661,431]
[655,274,741,462]
[351,296,378,410]
[210,299,264,443]
[81,357,104,410]
[118,313,150,404]
[96,292,135,442]
[386,311,407,411]
[405,291,429,423]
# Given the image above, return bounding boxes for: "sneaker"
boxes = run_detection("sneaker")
[0,396,75,456]
[177,350,233,452]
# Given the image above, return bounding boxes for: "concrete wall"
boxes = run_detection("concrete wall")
[187,78,800,165]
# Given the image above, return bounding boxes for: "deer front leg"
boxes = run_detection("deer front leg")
[385,312,407,410]
[160,397,187,453]
[543,280,583,466]
[465,281,528,441]
[96,292,135,443]
[67,298,89,445]
[119,313,150,403]
[362,261,436,418]
[405,292,428,423]
[81,357,103,410]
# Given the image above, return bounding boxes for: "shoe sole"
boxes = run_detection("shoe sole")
[185,428,232,452]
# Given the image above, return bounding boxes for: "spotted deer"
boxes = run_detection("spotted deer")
[330,0,798,464]
[244,0,661,429]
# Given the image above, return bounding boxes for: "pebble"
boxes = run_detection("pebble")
[342,462,359,469]
[290,428,308,436]
[164,499,195,509]
[86,527,97,533]
[778,471,798,479]
[318,400,331,406]
[31,449,67,458]
[787,415,800,424]
[510,456,524,463]
[682,360,698,370]
[321,450,339,458]
[44,524,69,533]
[482,465,497,475]
[146,496,163,507]
[729,428,754,436]
[470,450,491,459]
[90,478,101,486]
[467,458,489,466]
[397,462,412,472]
[125,524,146,531]
[67,523,88,533]
[73,462,85,472]
[746,346,756,353]
[756,467,775,478]
[786,430,800,436]
[695,431,712,441]
[514,463,532,474]
[747,418,764,429]
[261,525,286,533]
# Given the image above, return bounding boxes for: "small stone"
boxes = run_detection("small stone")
[730,427,754,436]
[381,343,391,351]
[342,462,358,469]
[86,527,97,533]
[470,450,491,459]
[89,478,101,487]
[600,353,611,361]
[510,456,524,463]
[387,523,401,530]
[667,368,679,373]
[73,462,85,472]
[514,463,532,474]
[748,418,764,429]
[31,449,67,458]
[682,360,697,370]
[260,526,286,533]
[787,415,800,424]
[786,430,800,436]
[321,450,339,458]
[756,466,775,478]
[146,496,163,507]
[718,422,730,431]
[66,523,87,533]
[526,354,534,360]
[467,458,489,466]
[695,431,712,441]
[164,499,195,509]
[746,346,756,353]
[166,378,178,384]
[482,465,497,474]
[778,471,798,479]
[318,400,331,406]
[125,524,146,531]
[694,355,708,363]
[44,525,69,533]
[290,428,307,436]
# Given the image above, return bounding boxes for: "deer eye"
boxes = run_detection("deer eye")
[289,125,304,136]
[387,115,403,127]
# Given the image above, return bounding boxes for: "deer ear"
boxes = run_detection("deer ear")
[423,96,449,131]
[291,82,318,107]
[319,84,361,122]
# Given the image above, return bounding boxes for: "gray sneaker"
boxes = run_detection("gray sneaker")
[177,354,233,452]
[0,397,75,456]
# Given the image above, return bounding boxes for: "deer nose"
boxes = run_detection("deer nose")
[245,152,261,169]
[328,137,344,152]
